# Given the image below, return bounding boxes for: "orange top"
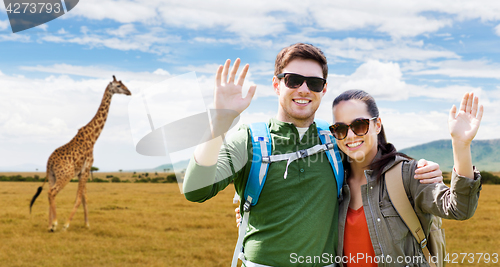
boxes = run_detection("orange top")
[343,206,377,267]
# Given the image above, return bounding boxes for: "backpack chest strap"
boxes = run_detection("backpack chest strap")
[265,142,335,179]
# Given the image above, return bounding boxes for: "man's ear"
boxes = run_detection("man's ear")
[272,76,280,96]
[321,82,327,96]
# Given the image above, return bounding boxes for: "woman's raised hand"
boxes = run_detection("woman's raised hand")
[214,58,257,116]
[449,92,483,145]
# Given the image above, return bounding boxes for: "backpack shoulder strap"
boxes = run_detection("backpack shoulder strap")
[243,122,272,209]
[315,119,344,198]
[232,122,272,267]
[385,161,436,267]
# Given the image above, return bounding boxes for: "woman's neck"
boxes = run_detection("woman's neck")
[348,147,379,182]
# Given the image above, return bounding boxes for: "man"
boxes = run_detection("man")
[183,43,442,266]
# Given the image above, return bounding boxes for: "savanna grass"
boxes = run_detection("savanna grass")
[1,180,498,266]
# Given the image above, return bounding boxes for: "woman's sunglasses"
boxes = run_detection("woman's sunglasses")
[276,73,326,93]
[329,117,377,140]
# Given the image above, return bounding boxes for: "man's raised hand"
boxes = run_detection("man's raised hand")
[214,58,257,116]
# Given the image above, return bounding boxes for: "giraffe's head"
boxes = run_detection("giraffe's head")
[108,76,132,96]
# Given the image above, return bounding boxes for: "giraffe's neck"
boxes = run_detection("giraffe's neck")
[84,87,113,144]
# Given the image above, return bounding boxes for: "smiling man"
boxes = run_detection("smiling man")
[183,43,442,267]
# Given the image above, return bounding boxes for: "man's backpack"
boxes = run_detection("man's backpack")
[231,119,345,267]
[386,162,446,267]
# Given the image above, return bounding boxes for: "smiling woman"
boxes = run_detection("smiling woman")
[332,89,483,267]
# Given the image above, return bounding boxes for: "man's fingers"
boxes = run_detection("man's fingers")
[416,158,428,169]
[459,92,468,112]
[228,58,240,84]
[244,84,257,102]
[222,59,231,84]
[414,169,442,180]
[215,65,223,88]
[466,92,474,114]
[418,176,443,184]
[236,63,250,86]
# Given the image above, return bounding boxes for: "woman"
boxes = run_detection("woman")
[235,90,482,266]
[331,90,482,266]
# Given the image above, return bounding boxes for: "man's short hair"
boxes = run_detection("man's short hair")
[274,43,328,79]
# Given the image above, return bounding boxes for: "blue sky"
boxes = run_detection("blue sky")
[0,1,499,171]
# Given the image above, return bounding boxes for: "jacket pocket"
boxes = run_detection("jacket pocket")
[380,201,410,244]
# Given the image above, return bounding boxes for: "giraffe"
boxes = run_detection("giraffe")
[30,76,131,232]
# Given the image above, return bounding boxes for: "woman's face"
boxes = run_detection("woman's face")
[332,99,381,165]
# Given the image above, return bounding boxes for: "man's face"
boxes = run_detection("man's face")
[273,59,326,127]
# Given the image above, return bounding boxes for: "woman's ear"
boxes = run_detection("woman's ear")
[376,117,382,134]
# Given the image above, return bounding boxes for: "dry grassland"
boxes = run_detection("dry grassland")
[0,178,498,266]
[0,171,163,182]
[0,181,236,267]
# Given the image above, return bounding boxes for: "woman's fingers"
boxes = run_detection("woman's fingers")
[471,95,479,117]
[477,104,484,122]
[449,104,457,121]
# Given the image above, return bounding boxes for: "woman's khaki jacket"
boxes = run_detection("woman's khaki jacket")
[338,154,482,267]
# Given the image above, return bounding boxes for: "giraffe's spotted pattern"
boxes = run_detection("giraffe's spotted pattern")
[44,76,131,232]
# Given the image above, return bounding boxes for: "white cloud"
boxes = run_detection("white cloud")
[57,28,68,34]
[107,24,136,37]
[37,24,48,31]
[39,26,181,55]
[152,68,170,76]
[61,0,500,39]
[0,33,30,42]
[20,63,172,81]
[68,0,158,24]
[286,37,459,62]
[411,59,500,79]
[495,24,500,36]
[381,109,450,150]
[178,63,220,74]
[0,20,8,31]
[319,60,484,119]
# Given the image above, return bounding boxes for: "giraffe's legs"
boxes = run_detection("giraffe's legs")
[82,184,89,228]
[82,158,92,228]
[48,186,59,232]
[64,164,90,230]
[64,180,84,230]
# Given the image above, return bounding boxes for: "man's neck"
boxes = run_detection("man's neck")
[275,113,315,128]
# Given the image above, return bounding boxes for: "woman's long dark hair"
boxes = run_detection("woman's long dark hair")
[332,89,412,180]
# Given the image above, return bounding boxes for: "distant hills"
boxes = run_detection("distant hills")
[400,139,500,172]
[129,159,191,173]
[3,139,498,173]
[150,159,190,173]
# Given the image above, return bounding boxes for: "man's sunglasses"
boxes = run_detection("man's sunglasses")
[276,73,326,93]
[329,117,377,140]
